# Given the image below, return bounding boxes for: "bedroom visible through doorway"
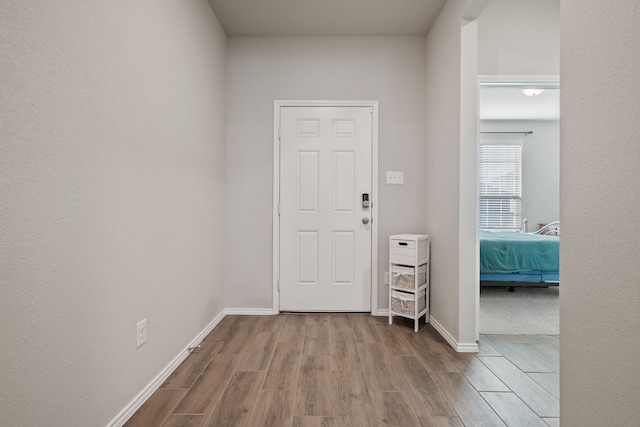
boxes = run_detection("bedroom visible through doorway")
[478,78,560,335]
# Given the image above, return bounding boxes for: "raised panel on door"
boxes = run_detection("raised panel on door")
[297,151,319,213]
[333,231,354,286]
[333,151,355,213]
[297,231,318,285]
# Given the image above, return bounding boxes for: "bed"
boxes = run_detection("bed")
[480,226,559,289]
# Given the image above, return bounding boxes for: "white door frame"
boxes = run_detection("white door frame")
[273,100,379,314]
[475,75,560,340]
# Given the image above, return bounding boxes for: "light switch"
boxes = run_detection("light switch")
[386,171,404,185]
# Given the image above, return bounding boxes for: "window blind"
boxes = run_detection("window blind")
[479,144,522,230]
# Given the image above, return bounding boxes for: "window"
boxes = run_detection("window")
[479,143,522,231]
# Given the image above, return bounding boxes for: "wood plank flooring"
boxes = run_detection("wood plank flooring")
[124,314,559,427]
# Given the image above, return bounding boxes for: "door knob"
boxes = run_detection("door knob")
[362,217,370,224]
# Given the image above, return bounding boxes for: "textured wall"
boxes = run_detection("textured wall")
[561,1,640,425]
[0,1,227,425]
[225,37,428,311]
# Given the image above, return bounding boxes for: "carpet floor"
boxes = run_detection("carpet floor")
[480,286,559,335]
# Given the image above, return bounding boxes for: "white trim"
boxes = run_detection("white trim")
[374,309,389,317]
[225,307,278,316]
[273,100,379,314]
[478,74,560,88]
[106,310,227,427]
[429,316,479,353]
[273,107,281,314]
[370,104,380,315]
[456,342,481,353]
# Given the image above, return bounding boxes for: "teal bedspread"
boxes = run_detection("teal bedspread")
[479,231,559,272]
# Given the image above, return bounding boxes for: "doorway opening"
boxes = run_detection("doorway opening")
[477,77,560,335]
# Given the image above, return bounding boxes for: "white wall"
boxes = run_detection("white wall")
[225,37,428,311]
[561,1,640,425]
[459,18,481,346]
[478,0,560,75]
[424,0,478,347]
[480,120,560,230]
[0,1,227,425]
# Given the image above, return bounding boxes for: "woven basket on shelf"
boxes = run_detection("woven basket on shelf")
[391,289,426,315]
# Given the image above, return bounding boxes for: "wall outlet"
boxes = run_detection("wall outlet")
[384,271,390,285]
[386,171,404,185]
[136,318,147,348]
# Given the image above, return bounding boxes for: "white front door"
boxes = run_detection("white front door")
[279,105,373,311]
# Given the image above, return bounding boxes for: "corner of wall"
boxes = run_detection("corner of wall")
[430,316,479,353]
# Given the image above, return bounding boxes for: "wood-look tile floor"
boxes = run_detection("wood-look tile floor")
[125,315,559,427]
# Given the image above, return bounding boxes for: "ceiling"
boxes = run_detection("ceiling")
[208,0,448,37]
[480,87,560,121]
[207,1,559,121]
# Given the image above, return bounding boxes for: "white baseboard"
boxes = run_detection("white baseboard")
[106,309,226,427]
[225,307,278,315]
[455,341,480,353]
[429,316,479,353]
[373,309,389,316]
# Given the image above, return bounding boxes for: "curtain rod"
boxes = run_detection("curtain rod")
[480,131,533,135]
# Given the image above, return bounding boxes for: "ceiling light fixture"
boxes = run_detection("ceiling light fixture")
[521,88,545,97]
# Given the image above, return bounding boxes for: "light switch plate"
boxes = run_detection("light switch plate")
[386,171,404,185]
